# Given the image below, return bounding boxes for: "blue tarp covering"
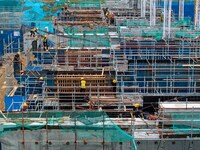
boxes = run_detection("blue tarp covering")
[5,96,26,111]
[25,66,43,71]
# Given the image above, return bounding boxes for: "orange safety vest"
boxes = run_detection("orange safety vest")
[81,80,86,89]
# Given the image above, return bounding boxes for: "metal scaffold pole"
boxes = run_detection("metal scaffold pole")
[179,0,185,20]
[195,0,199,29]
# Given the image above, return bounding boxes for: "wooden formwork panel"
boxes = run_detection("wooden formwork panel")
[66,50,103,67]
[67,9,102,14]
[57,21,105,26]
[52,74,113,95]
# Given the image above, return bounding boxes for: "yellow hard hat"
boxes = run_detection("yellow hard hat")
[17,52,20,55]
[134,103,140,108]
[81,77,84,80]
[23,102,28,107]
[112,79,116,83]
[44,35,47,38]
[39,77,44,81]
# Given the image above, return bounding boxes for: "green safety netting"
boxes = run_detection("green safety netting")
[170,111,200,134]
[64,27,108,35]
[116,19,148,27]
[172,18,191,27]
[69,35,110,47]
[69,0,101,8]
[142,30,163,40]
[0,0,21,12]
[175,30,200,38]
[0,112,134,144]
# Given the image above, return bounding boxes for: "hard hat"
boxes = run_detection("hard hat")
[112,79,116,83]
[44,35,47,38]
[23,102,28,107]
[17,52,20,55]
[39,77,44,81]
[134,103,140,108]
[81,77,84,80]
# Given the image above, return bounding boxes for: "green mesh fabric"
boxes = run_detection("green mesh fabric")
[116,19,148,27]
[170,112,200,134]
[64,27,108,35]
[69,35,110,47]
[172,18,191,27]
[142,30,162,40]
[0,111,134,144]
[58,112,133,143]
[175,31,200,38]
[69,0,101,8]
[0,0,21,12]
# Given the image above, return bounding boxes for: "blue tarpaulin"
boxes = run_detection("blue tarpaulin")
[25,66,43,71]
[5,96,26,111]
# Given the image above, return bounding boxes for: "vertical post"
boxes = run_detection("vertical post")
[163,0,167,38]
[11,34,13,53]
[46,111,49,150]
[3,39,6,55]
[8,35,10,53]
[195,0,199,29]
[150,0,156,26]
[141,0,146,18]
[191,107,194,138]
[186,98,188,109]
[168,0,172,38]
[74,112,77,150]
[102,112,105,150]
[21,110,25,145]
[179,0,185,20]
[97,83,100,109]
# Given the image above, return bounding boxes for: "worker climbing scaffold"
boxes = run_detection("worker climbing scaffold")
[13,52,22,82]
[43,35,49,51]
[103,8,114,25]
[30,28,38,37]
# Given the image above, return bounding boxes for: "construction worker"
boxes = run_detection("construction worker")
[112,78,117,96]
[103,8,107,16]
[160,10,164,22]
[105,8,114,24]
[30,28,38,37]
[22,102,28,111]
[133,103,143,118]
[43,35,48,51]
[83,95,94,110]
[13,52,22,77]
[39,77,44,86]
[80,77,86,93]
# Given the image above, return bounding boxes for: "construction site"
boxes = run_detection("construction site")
[0,0,200,149]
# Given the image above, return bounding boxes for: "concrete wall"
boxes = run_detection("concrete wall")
[135,139,200,150]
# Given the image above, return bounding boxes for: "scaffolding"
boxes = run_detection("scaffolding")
[1,0,200,115]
